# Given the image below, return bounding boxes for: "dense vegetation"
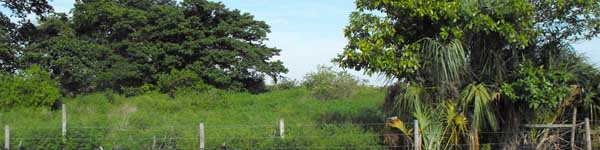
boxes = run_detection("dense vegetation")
[302,66,365,100]
[2,0,286,96]
[0,86,386,149]
[335,0,600,149]
[0,62,379,149]
[1,0,600,149]
[0,65,60,109]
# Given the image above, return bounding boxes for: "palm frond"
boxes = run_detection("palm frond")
[461,83,498,131]
[443,101,469,149]
[387,117,413,136]
[420,38,467,85]
[395,84,424,114]
[413,103,445,150]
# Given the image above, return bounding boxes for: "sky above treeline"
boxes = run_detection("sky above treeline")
[4,0,600,85]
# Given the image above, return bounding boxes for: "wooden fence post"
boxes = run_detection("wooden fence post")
[62,104,67,137]
[414,120,420,150]
[199,123,205,150]
[4,125,9,150]
[585,118,591,150]
[570,108,577,149]
[279,118,285,139]
[62,104,67,149]
[152,136,156,149]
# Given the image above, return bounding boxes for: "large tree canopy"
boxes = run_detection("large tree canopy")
[23,0,287,94]
[336,0,600,107]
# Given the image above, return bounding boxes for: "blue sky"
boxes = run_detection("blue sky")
[5,0,600,85]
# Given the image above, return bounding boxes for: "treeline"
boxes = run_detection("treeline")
[0,0,287,103]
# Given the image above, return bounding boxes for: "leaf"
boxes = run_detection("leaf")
[388,117,412,136]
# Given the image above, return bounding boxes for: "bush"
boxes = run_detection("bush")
[157,69,212,96]
[118,83,158,97]
[303,66,363,100]
[501,62,573,110]
[272,77,299,90]
[0,65,60,109]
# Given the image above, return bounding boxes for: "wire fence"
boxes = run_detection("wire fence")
[2,104,599,149]
[3,123,599,150]
[1,121,390,149]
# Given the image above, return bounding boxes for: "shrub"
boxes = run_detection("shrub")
[157,69,212,96]
[501,62,574,110]
[272,77,299,90]
[0,65,60,109]
[119,83,156,97]
[303,66,363,100]
[241,77,267,94]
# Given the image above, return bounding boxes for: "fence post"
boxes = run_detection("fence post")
[199,123,204,150]
[62,104,67,137]
[152,136,156,149]
[279,118,285,139]
[570,108,577,149]
[4,125,9,150]
[414,120,420,150]
[585,118,591,150]
[62,104,67,149]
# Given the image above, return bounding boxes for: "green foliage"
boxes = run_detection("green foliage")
[532,0,600,42]
[412,99,445,150]
[0,0,53,72]
[391,84,498,149]
[22,0,287,94]
[0,0,53,18]
[0,17,18,73]
[335,0,600,100]
[157,68,212,96]
[335,0,536,80]
[0,65,60,109]
[271,77,299,90]
[394,84,425,115]
[24,35,127,94]
[420,38,467,84]
[303,66,363,100]
[501,62,573,110]
[461,83,497,131]
[0,88,386,149]
[391,90,470,150]
[120,85,154,97]
[338,1,600,148]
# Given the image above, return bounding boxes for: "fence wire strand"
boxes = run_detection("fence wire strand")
[3,123,598,149]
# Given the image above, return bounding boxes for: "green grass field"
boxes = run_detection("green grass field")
[0,87,387,149]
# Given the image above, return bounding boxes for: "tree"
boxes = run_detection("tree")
[531,0,600,67]
[0,0,53,72]
[25,0,287,94]
[335,0,600,149]
[335,0,536,84]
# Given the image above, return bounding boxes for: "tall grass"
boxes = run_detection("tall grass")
[0,87,386,149]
